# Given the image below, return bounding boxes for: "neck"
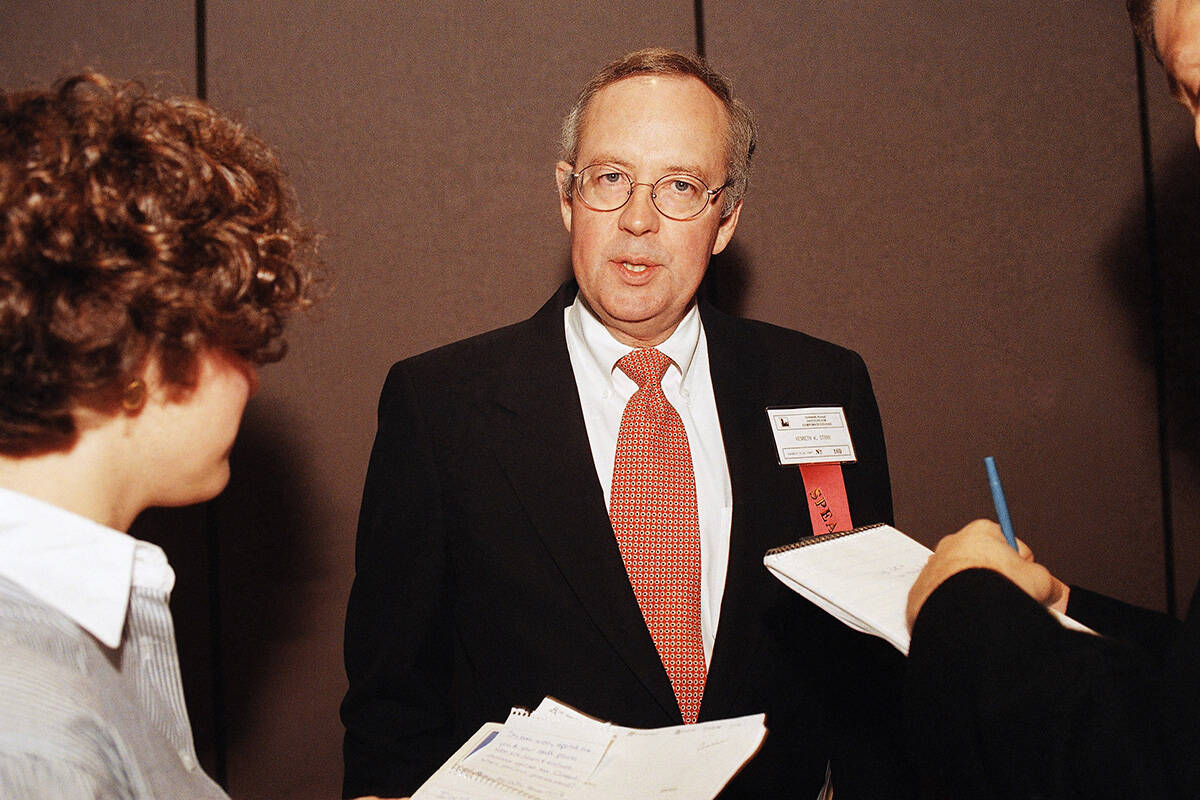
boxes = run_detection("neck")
[606,327,675,348]
[0,421,142,532]
[590,303,695,349]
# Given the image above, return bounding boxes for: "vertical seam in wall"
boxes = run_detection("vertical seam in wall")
[1134,38,1178,618]
[195,0,228,781]
[694,0,706,58]
[195,0,207,100]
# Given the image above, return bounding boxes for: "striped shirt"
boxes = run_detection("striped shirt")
[0,487,228,799]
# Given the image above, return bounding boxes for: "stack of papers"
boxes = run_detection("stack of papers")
[413,697,766,800]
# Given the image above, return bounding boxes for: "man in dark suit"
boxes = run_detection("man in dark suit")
[342,48,908,800]
[903,3,1200,797]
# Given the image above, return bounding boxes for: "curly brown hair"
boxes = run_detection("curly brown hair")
[0,71,321,453]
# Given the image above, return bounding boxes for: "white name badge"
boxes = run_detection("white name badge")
[766,406,856,465]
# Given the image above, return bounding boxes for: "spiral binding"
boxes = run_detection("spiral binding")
[764,522,886,556]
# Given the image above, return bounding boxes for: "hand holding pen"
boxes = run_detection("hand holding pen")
[906,458,1068,628]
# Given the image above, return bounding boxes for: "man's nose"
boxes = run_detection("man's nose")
[618,182,661,235]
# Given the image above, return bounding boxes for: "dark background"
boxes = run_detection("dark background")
[4,2,1198,797]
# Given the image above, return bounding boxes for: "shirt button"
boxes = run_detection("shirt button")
[179,751,197,771]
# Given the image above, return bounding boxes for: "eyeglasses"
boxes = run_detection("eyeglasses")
[570,164,726,221]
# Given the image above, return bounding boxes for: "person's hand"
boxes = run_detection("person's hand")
[906,519,1070,629]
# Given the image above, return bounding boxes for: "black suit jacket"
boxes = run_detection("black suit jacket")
[342,282,908,798]
[905,569,1200,799]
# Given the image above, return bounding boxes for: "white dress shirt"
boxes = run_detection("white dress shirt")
[0,486,226,799]
[564,297,733,665]
[0,487,174,649]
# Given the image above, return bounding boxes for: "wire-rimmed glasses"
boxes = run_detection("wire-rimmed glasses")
[570,163,726,220]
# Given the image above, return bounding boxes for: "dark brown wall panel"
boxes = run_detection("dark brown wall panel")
[205,3,695,797]
[706,4,1169,610]
[0,2,196,92]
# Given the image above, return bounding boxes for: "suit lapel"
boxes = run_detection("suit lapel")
[699,303,804,716]
[480,283,680,720]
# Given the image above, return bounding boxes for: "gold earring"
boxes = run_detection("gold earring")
[121,379,146,412]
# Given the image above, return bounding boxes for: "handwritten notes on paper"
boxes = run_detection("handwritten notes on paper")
[412,697,766,800]
[455,715,610,798]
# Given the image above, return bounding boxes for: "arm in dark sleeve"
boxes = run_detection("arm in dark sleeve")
[904,568,1180,800]
[341,363,454,798]
[1065,583,1180,655]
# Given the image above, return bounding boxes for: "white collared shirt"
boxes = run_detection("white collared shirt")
[0,486,174,649]
[564,297,733,664]
[0,486,224,798]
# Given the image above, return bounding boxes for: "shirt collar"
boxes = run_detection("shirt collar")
[566,295,702,385]
[0,487,173,649]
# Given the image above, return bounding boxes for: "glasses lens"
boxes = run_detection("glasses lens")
[576,165,631,211]
[652,174,710,219]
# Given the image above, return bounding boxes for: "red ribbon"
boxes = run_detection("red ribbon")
[799,463,853,535]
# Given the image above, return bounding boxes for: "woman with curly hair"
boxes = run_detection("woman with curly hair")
[0,72,320,798]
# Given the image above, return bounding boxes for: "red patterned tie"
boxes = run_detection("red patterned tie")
[609,347,706,724]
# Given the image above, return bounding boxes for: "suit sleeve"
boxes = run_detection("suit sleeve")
[904,568,1190,799]
[341,363,455,798]
[1065,584,1180,654]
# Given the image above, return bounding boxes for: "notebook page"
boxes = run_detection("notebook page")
[764,525,932,654]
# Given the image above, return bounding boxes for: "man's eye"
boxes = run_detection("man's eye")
[599,171,624,184]
[666,178,700,195]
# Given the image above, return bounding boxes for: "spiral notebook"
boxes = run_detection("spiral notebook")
[764,524,931,654]
[764,523,1093,654]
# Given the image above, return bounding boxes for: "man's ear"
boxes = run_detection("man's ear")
[711,200,742,255]
[555,161,575,232]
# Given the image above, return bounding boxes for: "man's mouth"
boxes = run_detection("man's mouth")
[615,257,660,274]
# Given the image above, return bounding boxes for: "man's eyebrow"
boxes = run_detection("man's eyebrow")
[579,154,714,180]
[578,154,634,170]
[660,163,712,179]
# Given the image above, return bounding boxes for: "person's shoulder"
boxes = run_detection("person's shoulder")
[0,594,117,753]
[0,655,142,799]
[0,577,94,676]
[701,303,867,366]
[405,316,540,370]
[383,286,568,384]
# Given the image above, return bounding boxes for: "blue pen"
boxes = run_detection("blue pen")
[984,456,1019,551]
